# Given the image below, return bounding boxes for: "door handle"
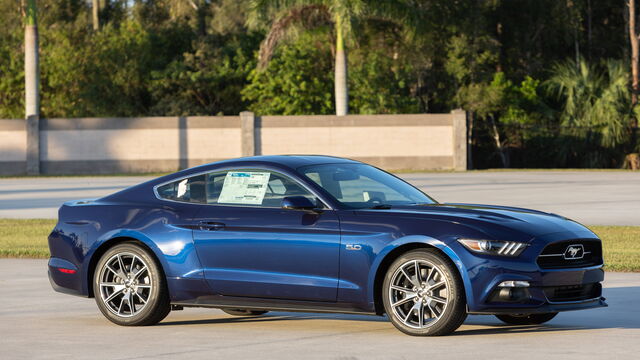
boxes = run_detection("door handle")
[199,221,225,231]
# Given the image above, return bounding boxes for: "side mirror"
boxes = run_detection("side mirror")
[281,196,317,211]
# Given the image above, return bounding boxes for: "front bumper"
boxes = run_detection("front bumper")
[466,265,607,314]
[452,237,608,315]
[469,296,607,315]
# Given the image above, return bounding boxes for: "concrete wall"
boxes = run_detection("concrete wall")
[0,119,27,176]
[0,111,466,175]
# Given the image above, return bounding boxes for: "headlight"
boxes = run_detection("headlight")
[457,239,527,257]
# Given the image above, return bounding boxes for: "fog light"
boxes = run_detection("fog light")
[497,287,530,302]
[488,281,532,303]
[498,280,530,288]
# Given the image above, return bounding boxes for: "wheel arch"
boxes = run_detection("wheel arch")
[369,236,472,315]
[86,236,167,298]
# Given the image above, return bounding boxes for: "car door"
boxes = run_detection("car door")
[192,168,341,302]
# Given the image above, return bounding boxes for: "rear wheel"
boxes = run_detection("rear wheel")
[382,249,467,336]
[93,242,171,326]
[222,309,269,316]
[496,312,558,325]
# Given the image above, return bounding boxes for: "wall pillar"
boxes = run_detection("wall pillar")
[240,111,256,157]
[451,109,468,171]
[26,114,40,175]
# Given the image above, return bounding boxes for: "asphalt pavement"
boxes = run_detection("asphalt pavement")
[0,259,637,360]
[1,171,639,225]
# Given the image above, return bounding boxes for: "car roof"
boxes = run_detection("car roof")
[205,155,360,170]
[101,155,361,203]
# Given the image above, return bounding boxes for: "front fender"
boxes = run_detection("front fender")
[366,235,474,310]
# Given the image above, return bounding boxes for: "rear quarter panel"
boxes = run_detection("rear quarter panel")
[48,199,204,298]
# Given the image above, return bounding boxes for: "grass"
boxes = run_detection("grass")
[591,226,640,272]
[0,219,638,271]
[0,219,55,258]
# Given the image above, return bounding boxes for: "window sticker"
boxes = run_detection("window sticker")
[218,171,271,205]
[176,179,188,198]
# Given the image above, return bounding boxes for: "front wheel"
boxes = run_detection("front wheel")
[495,313,558,325]
[93,242,171,326]
[382,249,467,336]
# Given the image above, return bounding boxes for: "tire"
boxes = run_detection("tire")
[93,242,171,326]
[382,249,467,336]
[495,312,558,325]
[222,309,269,316]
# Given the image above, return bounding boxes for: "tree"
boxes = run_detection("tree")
[242,33,334,115]
[164,0,210,35]
[24,0,39,118]
[547,59,634,166]
[629,0,639,106]
[150,32,261,116]
[92,0,100,30]
[628,0,640,137]
[250,0,417,116]
[446,31,500,168]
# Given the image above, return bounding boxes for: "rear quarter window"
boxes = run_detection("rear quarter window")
[156,175,206,203]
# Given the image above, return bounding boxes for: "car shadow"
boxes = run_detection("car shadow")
[159,286,640,333]
[455,323,588,336]
[458,285,640,335]
[158,312,388,327]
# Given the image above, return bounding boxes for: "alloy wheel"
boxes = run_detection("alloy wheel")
[388,259,450,329]
[98,252,152,318]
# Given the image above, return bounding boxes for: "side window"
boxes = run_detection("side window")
[263,173,315,207]
[205,170,315,207]
[157,170,316,208]
[304,168,405,204]
[156,175,206,203]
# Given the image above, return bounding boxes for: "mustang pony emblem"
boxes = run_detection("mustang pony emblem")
[563,244,585,260]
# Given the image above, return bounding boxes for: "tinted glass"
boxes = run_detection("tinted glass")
[299,163,434,209]
[206,170,315,207]
[156,175,206,203]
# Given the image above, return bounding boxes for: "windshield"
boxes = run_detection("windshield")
[298,163,436,209]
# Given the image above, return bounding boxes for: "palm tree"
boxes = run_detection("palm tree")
[24,0,39,119]
[250,0,417,116]
[92,0,100,30]
[547,59,633,148]
[165,0,209,35]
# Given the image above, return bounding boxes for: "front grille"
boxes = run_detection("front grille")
[536,239,603,269]
[543,283,601,302]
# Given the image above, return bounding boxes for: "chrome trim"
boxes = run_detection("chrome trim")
[151,166,336,211]
[563,244,585,260]
[498,280,530,288]
[538,251,592,258]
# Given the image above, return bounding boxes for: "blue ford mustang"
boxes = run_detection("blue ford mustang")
[48,155,606,335]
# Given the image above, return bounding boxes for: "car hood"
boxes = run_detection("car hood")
[354,203,596,241]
